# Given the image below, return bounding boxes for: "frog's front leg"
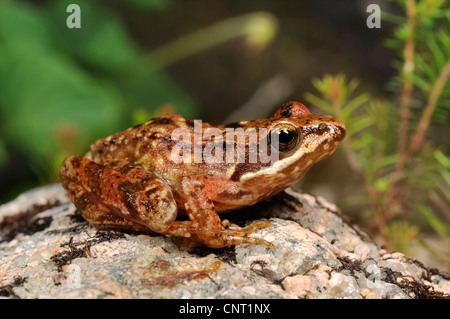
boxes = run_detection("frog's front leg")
[165,178,273,248]
[59,156,178,233]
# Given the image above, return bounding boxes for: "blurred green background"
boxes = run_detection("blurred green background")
[0,0,449,269]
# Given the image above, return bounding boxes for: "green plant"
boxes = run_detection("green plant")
[0,0,195,185]
[305,0,450,252]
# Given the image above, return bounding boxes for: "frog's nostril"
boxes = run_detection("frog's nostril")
[317,123,329,134]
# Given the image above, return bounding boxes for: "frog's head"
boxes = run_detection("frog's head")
[269,101,346,164]
[238,101,346,190]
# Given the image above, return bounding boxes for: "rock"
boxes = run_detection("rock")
[0,184,449,299]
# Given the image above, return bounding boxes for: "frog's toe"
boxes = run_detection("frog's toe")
[164,220,274,249]
[233,220,272,235]
[201,231,275,249]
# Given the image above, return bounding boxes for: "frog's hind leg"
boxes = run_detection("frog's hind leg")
[167,177,273,249]
[59,156,177,233]
[164,220,274,248]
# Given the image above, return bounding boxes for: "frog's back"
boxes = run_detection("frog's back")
[87,113,193,167]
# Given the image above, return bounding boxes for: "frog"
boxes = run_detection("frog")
[59,101,346,248]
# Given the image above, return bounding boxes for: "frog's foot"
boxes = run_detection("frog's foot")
[164,220,274,249]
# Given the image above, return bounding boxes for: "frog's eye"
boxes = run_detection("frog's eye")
[268,123,301,152]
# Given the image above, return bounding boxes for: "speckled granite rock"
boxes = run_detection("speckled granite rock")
[0,184,449,299]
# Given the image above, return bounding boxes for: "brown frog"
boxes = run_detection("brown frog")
[59,101,346,248]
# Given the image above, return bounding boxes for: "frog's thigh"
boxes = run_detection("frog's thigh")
[60,156,177,233]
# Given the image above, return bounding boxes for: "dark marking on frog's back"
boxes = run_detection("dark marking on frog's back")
[160,135,176,144]
[185,119,195,128]
[70,156,82,169]
[225,122,245,129]
[102,137,118,147]
[151,118,174,125]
